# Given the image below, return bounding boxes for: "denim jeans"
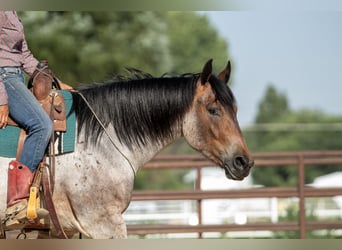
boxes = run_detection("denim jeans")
[0,67,53,172]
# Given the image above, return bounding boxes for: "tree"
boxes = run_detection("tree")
[246,85,290,155]
[20,11,171,86]
[255,84,289,123]
[20,11,229,88]
[167,12,229,74]
[245,84,342,186]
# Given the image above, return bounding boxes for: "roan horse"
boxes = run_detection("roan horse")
[0,59,253,239]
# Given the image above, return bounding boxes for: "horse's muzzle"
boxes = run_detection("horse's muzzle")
[223,155,254,180]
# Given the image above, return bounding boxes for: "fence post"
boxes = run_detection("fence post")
[298,154,306,239]
[196,166,203,239]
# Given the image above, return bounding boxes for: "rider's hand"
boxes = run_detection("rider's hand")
[0,104,9,128]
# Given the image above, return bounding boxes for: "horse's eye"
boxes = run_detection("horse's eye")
[208,107,220,116]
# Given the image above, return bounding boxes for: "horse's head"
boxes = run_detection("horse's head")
[182,59,254,180]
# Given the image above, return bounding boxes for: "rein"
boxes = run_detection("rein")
[75,91,136,177]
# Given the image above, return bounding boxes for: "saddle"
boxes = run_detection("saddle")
[9,61,67,131]
[7,61,67,160]
[1,61,68,239]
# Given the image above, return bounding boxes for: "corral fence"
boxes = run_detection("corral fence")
[126,150,342,239]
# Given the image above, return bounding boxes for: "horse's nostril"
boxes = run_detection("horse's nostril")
[234,155,248,169]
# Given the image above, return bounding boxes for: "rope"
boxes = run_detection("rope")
[75,91,136,177]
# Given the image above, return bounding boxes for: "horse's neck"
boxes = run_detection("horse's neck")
[126,130,182,171]
[96,124,182,173]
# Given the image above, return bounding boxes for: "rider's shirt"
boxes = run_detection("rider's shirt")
[0,11,38,105]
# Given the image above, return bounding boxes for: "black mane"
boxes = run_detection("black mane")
[71,70,236,148]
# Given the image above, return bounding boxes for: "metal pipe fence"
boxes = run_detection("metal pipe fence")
[127,150,342,239]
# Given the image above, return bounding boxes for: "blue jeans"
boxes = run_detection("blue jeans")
[0,67,53,172]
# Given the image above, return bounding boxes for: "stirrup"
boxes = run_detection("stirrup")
[27,167,50,220]
[27,186,38,219]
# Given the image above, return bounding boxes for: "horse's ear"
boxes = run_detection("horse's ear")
[218,60,231,85]
[201,59,213,85]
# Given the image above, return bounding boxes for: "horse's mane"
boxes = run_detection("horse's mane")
[71,69,236,148]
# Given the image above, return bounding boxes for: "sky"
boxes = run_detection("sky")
[202,11,342,127]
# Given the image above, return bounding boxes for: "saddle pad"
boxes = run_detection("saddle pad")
[0,90,76,158]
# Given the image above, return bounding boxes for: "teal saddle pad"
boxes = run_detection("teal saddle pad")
[0,90,76,158]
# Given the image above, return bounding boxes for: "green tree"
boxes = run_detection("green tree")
[20,11,171,86]
[167,12,229,74]
[20,11,229,88]
[245,85,342,186]
[255,85,289,123]
[246,85,291,155]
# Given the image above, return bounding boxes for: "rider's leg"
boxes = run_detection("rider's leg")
[1,67,53,228]
[2,68,53,171]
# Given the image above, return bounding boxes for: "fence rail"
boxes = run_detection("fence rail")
[127,150,342,238]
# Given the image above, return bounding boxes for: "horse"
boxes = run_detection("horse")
[0,59,254,239]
